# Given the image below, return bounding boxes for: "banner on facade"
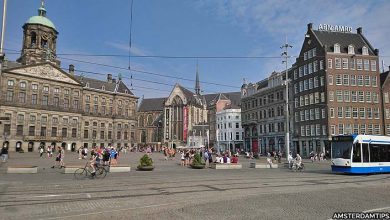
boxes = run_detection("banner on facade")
[165,109,170,139]
[183,106,188,143]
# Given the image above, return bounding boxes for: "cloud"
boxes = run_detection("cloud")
[106,41,151,56]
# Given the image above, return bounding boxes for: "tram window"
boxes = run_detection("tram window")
[362,144,369,162]
[370,144,390,162]
[352,144,361,162]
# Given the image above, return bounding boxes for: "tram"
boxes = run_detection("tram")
[331,135,390,174]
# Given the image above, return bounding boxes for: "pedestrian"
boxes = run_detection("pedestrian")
[203,150,209,164]
[1,146,9,162]
[51,146,62,168]
[47,146,52,158]
[288,152,293,169]
[39,147,44,158]
[208,149,213,165]
[59,147,65,168]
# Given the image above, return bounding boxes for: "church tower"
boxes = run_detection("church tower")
[17,0,60,66]
[195,62,200,95]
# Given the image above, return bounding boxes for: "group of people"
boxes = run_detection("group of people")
[214,154,239,164]
[309,151,326,162]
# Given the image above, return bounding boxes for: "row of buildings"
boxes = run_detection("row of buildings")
[2,3,390,158]
[241,23,390,157]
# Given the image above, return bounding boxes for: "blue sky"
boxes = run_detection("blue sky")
[3,0,390,98]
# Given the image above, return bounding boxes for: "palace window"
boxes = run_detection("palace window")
[348,45,355,55]
[334,44,340,53]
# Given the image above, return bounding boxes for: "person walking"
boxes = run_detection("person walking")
[39,147,44,158]
[288,152,293,169]
[1,146,9,162]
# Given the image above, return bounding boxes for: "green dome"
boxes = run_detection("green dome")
[26,15,56,30]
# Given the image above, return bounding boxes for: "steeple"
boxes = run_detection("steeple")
[38,0,47,17]
[195,61,200,95]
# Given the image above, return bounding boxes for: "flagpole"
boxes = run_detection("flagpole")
[0,0,7,55]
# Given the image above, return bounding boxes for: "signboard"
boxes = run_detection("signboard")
[183,106,188,143]
[318,24,352,33]
[332,136,353,142]
[165,109,170,139]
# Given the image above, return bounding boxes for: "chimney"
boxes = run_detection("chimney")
[374,49,379,56]
[107,74,112,83]
[307,23,313,31]
[357,27,362,34]
[68,64,74,76]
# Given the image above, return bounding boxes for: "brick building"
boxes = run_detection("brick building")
[291,23,382,157]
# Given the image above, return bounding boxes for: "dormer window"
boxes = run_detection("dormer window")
[362,46,368,55]
[86,82,89,88]
[334,44,340,53]
[101,85,105,90]
[125,90,128,94]
[348,45,355,55]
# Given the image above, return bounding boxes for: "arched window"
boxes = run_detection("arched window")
[31,32,37,46]
[334,44,340,53]
[147,115,153,126]
[138,115,144,127]
[348,45,355,55]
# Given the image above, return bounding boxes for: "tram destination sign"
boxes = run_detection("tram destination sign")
[318,24,352,33]
[332,136,354,142]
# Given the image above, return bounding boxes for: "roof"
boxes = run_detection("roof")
[177,84,195,100]
[381,70,390,87]
[74,76,133,95]
[2,60,22,69]
[223,103,241,110]
[312,30,375,55]
[26,16,56,30]
[138,98,165,112]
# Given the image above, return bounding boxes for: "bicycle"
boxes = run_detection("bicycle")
[74,162,108,180]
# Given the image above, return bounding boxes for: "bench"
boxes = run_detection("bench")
[250,162,278,169]
[7,166,38,174]
[210,163,242,169]
[109,165,131,173]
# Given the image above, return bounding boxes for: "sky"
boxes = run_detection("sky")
[2,0,390,99]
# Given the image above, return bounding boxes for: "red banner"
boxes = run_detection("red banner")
[183,106,188,143]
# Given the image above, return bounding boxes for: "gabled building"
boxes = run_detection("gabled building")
[380,66,390,135]
[291,23,382,157]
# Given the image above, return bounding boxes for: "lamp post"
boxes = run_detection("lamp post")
[281,39,292,160]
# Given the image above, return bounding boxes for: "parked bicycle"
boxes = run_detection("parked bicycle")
[74,162,108,180]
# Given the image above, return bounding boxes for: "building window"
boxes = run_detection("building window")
[353,124,359,134]
[362,46,368,55]
[342,58,348,69]
[53,97,59,107]
[54,88,60,93]
[328,75,334,85]
[363,60,369,71]
[336,90,343,102]
[352,107,358,118]
[16,125,24,136]
[29,126,35,136]
[331,125,336,135]
[351,91,357,102]
[328,59,332,69]
[359,108,365,118]
[72,128,77,138]
[373,92,379,103]
[73,100,79,109]
[329,91,334,102]
[385,93,389,103]
[348,45,355,55]
[343,74,349,85]
[338,124,344,135]
[360,124,366,134]
[32,84,38,90]
[18,92,26,103]
[367,108,373,119]
[20,82,26,89]
[357,59,363,70]
[358,91,364,102]
[330,108,335,118]
[51,127,57,137]
[7,80,14,86]
[372,76,377,87]
[30,115,36,122]
[350,59,355,70]
[43,86,49,92]
[335,58,341,69]
[335,75,342,85]
[351,75,356,86]
[84,130,88,139]
[117,131,121,140]
[92,130,97,139]
[334,44,340,53]
[6,91,14,102]
[357,75,363,86]
[337,107,343,118]
[64,98,69,108]
[62,128,67,137]
[320,60,324,70]
[40,126,46,136]
[64,89,69,95]
[42,95,48,105]
[371,60,377,71]
[100,131,105,139]
[366,91,371,103]
[31,94,37,104]
[320,76,324,86]
[345,107,351,118]
[344,91,350,102]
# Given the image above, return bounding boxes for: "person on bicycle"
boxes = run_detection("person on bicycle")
[296,154,303,168]
[90,149,97,176]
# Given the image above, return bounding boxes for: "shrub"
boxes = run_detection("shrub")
[139,154,153,167]
[192,153,204,165]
